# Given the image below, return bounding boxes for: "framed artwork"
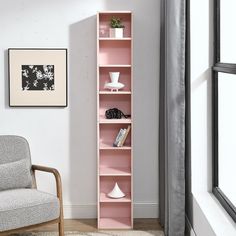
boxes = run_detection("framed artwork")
[8,48,67,107]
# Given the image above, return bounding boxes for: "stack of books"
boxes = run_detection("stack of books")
[113,125,131,147]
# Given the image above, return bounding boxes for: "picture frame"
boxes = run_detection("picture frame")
[8,48,68,107]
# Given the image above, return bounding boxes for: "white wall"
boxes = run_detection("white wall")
[190,0,236,234]
[0,0,160,218]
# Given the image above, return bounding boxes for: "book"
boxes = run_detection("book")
[113,128,126,147]
[118,125,131,147]
[116,128,127,147]
[113,129,126,147]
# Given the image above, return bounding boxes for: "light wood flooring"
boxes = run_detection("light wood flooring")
[27,219,163,232]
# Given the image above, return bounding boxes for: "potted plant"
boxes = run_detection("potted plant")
[109,16,125,38]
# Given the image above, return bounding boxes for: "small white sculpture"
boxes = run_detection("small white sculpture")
[107,182,125,198]
[105,72,124,92]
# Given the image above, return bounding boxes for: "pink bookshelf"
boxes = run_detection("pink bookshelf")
[97,11,133,229]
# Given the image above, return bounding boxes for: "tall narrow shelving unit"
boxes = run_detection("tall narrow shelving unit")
[97,11,133,229]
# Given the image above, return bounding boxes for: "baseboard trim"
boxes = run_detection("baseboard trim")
[64,202,159,219]
[64,204,96,219]
[185,215,197,236]
[134,202,159,218]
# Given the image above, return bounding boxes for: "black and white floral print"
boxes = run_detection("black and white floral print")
[22,65,55,91]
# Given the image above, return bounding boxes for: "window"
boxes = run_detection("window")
[213,0,236,222]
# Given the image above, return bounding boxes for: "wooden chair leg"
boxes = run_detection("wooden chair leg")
[58,216,64,236]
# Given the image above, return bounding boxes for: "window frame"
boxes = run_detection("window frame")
[212,0,236,222]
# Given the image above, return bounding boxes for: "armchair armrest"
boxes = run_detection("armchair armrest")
[31,165,63,202]
[31,165,64,234]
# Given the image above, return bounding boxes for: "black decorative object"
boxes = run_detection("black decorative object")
[22,65,55,91]
[105,108,131,119]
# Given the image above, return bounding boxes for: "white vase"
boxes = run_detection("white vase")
[109,72,120,84]
[109,28,124,38]
[107,182,125,198]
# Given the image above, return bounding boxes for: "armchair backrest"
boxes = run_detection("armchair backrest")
[0,135,31,164]
[0,135,33,191]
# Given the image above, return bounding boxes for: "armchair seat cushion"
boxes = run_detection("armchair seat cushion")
[0,189,60,232]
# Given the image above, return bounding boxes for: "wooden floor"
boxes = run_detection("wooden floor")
[28,219,163,232]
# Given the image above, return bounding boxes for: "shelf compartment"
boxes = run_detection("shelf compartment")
[99,124,131,148]
[100,149,131,170]
[100,176,131,195]
[100,192,131,202]
[99,40,131,65]
[99,94,131,118]
[99,67,131,92]
[100,202,131,229]
[99,13,131,38]
[99,217,131,229]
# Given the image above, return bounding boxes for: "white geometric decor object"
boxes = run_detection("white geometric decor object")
[107,182,126,198]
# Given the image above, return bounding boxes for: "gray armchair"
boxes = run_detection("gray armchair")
[0,136,64,235]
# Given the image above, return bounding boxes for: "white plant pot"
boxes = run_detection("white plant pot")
[109,72,120,84]
[109,28,124,38]
[107,182,125,199]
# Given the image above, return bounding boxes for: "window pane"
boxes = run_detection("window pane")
[220,0,236,63]
[218,72,236,206]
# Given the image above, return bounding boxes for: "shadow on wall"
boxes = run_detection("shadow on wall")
[104,0,132,10]
[104,0,160,208]
[4,50,9,109]
[68,15,97,212]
